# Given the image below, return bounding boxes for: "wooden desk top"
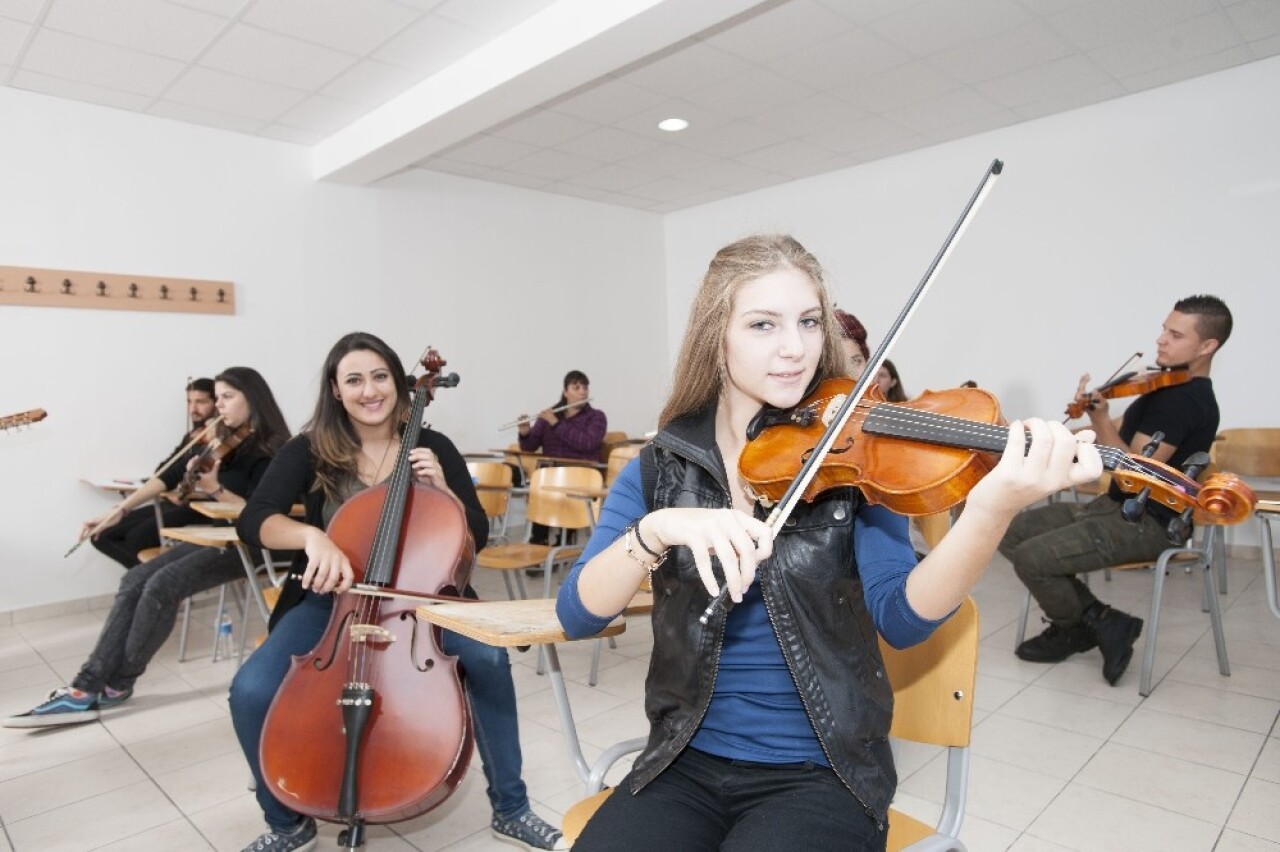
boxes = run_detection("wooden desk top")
[415,593,652,647]
[82,477,146,493]
[189,502,304,521]
[161,525,242,547]
[542,484,609,500]
[488,449,606,469]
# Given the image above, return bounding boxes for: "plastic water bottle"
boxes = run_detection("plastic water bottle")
[215,612,234,661]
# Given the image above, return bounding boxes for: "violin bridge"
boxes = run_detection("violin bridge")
[822,395,846,427]
[348,625,395,645]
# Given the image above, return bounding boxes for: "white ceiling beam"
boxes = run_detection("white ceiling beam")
[311,0,770,184]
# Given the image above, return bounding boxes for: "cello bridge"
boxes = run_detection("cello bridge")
[349,625,394,645]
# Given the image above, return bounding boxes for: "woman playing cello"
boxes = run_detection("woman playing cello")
[556,235,1101,851]
[230,332,565,852]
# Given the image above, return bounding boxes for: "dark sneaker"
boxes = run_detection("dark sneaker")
[240,818,317,852]
[99,686,133,709]
[1083,603,1144,685]
[491,809,569,850]
[1016,620,1096,663]
[2,687,99,728]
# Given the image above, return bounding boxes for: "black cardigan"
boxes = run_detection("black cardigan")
[237,431,488,630]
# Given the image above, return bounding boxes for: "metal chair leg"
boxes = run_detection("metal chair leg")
[177,597,192,662]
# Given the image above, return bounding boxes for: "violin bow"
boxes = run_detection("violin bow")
[701,158,1005,624]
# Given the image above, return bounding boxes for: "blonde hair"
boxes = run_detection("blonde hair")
[659,234,847,428]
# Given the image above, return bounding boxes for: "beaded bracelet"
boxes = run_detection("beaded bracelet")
[623,524,667,572]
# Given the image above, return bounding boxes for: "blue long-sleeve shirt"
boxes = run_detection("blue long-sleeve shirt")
[556,458,944,766]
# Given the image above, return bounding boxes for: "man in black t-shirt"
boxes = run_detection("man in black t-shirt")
[999,295,1232,685]
[90,378,217,568]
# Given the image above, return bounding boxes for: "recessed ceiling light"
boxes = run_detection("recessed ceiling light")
[657,117,689,132]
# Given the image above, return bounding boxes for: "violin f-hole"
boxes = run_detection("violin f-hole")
[801,435,855,463]
[401,610,436,673]
[311,609,355,671]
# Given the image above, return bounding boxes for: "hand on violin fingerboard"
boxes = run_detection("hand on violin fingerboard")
[968,419,1103,521]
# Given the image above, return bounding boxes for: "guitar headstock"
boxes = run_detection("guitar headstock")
[0,408,47,432]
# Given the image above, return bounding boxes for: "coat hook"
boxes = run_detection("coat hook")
[129,283,139,298]
[61,279,73,295]
[159,285,169,300]
[25,276,37,293]
[189,286,198,302]
[96,281,107,296]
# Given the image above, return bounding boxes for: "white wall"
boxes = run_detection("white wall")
[663,56,1280,435]
[0,87,666,613]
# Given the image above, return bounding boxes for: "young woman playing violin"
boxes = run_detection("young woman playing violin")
[230,332,566,852]
[556,235,1100,851]
[4,368,288,729]
[1001,294,1232,685]
[89,377,219,569]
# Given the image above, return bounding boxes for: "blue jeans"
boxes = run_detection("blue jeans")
[574,747,884,851]
[229,592,529,832]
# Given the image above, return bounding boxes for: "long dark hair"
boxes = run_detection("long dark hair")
[880,359,908,403]
[305,332,412,503]
[213,367,290,456]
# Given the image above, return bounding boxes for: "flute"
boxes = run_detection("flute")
[498,398,593,431]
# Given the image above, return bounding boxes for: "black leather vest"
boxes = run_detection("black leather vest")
[628,407,896,823]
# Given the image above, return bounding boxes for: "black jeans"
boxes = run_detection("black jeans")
[90,504,205,569]
[574,747,884,851]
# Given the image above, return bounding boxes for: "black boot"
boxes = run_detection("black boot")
[1016,620,1096,663]
[1081,602,1144,685]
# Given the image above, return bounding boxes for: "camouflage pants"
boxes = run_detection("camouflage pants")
[998,495,1172,624]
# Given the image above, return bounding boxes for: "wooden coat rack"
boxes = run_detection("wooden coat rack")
[0,266,235,315]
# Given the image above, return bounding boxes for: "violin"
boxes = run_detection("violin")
[174,420,252,502]
[259,349,472,848]
[740,378,1256,526]
[1064,367,1191,420]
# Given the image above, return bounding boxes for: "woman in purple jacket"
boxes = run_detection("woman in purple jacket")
[517,369,607,461]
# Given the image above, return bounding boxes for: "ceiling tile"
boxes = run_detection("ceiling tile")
[201,24,358,90]
[275,93,366,134]
[372,13,484,74]
[1047,0,1219,51]
[626,176,716,204]
[149,98,267,133]
[1118,45,1256,92]
[1011,78,1127,119]
[704,0,854,63]
[748,92,868,137]
[1090,10,1240,78]
[44,0,227,62]
[883,87,1009,134]
[815,0,930,26]
[556,126,665,163]
[927,21,1076,85]
[828,60,963,113]
[321,58,419,108]
[1248,32,1280,57]
[674,158,784,192]
[802,114,916,153]
[165,0,245,16]
[672,119,786,158]
[611,98,734,138]
[618,43,753,98]
[23,28,184,97]
[259,123,321,145]
[490,109,599,147]
[870,0,1033,57]
[568,163,663,193]
[920,108,1020,145]
[474,167,554,190]
[976,53,1114,109]
[1227,0,1280,40]
[736,138,842,172]
[681,67,820,119]
[503,148,602,181]
[11,67,153,111]
[436,133,540,167]
[0,16,28,65]
[615,144,723,178]
[548,79,670,125]
[767,27,912,87]
[165,65,307,121]
[0,0,45,23]
[419,156,489,178]
[433,0,556,36]
[243,0,422,55]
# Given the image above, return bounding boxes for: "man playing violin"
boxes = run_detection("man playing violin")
[1001,294,1232,685]
[89,377,219,569]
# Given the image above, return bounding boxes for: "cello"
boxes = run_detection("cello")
[258,350,473,849]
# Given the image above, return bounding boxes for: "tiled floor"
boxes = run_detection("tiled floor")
[2,544,1278,851]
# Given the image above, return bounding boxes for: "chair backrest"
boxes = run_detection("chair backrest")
[504,443,540,482]
[605,444,642,486]
[1212,429,1280,477]
[467,461,513,522]
[599,430,630,464]
[526,465,603,530]
[914,510,951,551]
[879,596,979,748]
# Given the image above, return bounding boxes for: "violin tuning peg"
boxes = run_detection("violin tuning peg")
[1121,486,1151,523]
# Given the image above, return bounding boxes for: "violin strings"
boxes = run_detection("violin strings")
[847,403,1198,496]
